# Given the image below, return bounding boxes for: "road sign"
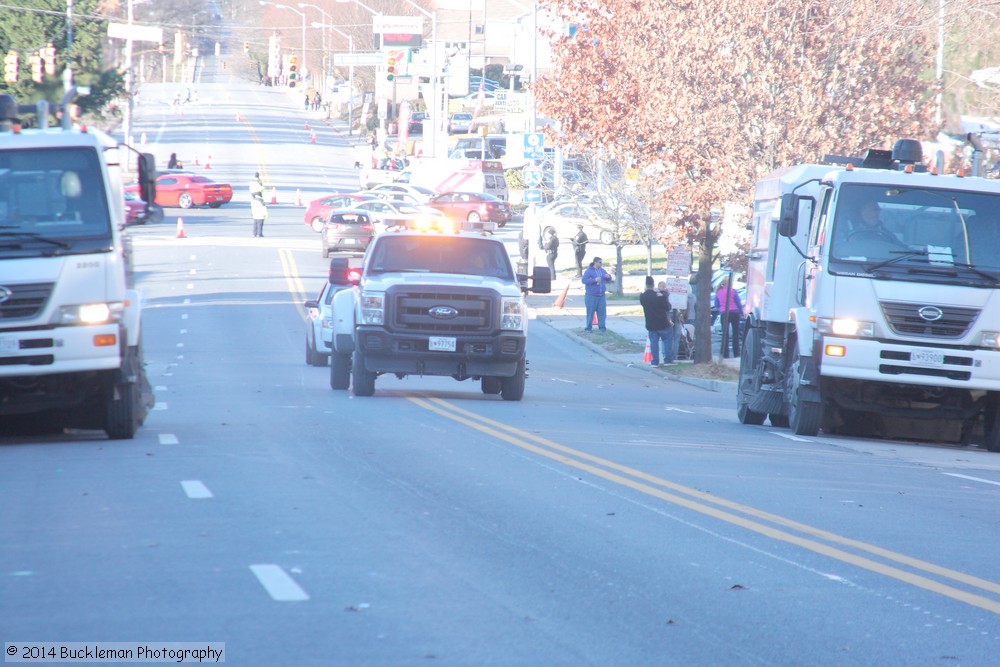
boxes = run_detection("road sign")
[524,133,544,160]
[107,22,164,43]
[521,165,543,187]
[524,189,543,203]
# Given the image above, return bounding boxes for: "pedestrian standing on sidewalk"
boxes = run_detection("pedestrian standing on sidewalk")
[571,224,588,278]
[640,277,674,366]
[715,280,744,358]
[543,228,559,278]
[582,256,614,332]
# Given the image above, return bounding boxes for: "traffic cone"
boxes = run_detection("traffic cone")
[305,122,310,130]
[270,187,277,204]
[643,339,653,364]
[553,283,569,308]
[592,312,598,326]
[235,111,241,122]
[295,188,303,206]
[205,154,212,169]
[175,217,187,239]
[140,132,147,145]
[193,153,199,166]
[310,131,316,144]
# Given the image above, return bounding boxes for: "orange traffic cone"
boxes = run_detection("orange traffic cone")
[643,339,653,364]
[310,131,316,144]
[204,154,212,169]
[193,153,199,166]
[305,122,310,130]
[295,188,303,206]
[592,312,599,326]
[270,187,277,204]
[175,217,187,239]
[553,283,569,308]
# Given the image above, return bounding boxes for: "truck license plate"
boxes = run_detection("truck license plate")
[911,350,944,366]
[429,336,456,352]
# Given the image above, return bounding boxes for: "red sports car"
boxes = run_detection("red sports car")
[303,192,378,231]
[127,172,233,209]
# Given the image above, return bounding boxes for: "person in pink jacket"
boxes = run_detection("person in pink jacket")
[714,282,743,358]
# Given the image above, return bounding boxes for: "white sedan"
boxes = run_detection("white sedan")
[350,199,445,233]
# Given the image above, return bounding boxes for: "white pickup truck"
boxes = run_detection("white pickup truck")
[327,231,551,400]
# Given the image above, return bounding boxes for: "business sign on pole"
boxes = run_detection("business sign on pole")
[334,52,384,67]
[374,16,423,48]
[108,22,164,44]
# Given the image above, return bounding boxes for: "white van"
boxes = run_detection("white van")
[396,158,508,201]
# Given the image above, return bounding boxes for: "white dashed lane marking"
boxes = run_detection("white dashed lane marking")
[249,564,310,601]
[181,480,213,499]
[158,433,179,445]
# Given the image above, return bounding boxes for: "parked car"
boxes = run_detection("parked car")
[304,282,336,367]
[126,172,233,209]
[304,192,378,231]
[321,209,375,257]
[426,191,512,232]
[534,200,636,245]
[349,199,445,233]
[123,191,163,226]
[448,112,474,134]
[407,111,429,134]
[367,183,435,204]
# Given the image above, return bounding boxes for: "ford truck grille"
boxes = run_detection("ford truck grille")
[0,283,53,320]
[880,301,978,339]
[391,290,493,333]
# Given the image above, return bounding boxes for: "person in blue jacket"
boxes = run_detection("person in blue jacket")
[582,256,614,332]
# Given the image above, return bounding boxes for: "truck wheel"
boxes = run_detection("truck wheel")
[737,326,767,425]
[786,347,821,436]
[105,381,139,440]
[352,350,376,396]
[500,358,526,401]
[178,193,193,209]
[981,394,1000,452]
[330,352,351,390]
[481,376,503,394]
[768,414,790,427]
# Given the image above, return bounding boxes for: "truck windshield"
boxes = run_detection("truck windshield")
[368,235,515,280]
[830,184,1000,273]
[0,147,112,255]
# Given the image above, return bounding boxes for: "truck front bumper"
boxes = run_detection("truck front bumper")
[818,335,1000,391]
[356,327,525,377]
[0,324,123,376]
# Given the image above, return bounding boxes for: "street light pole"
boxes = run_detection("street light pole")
[326,25,356,135]
[300,3,332,93]
[399,0,438,157]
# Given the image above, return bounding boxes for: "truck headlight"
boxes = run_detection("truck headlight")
[361,292,384,325]
[501,297,524,330]
[816,317,874,337]
[57,302,123,325]
[980,331,1000,348]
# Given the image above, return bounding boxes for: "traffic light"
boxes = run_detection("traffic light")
[43,43,56,76]
[243,41,249,53]
[3,50,17,83]
[288,55,298,88]
[30,53,43,83]
[386,56,396,82]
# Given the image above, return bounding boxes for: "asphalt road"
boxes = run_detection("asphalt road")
[2,51,999,667]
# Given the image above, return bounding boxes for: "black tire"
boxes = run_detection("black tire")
[178,193,193,209]
[786,346,821,436]
[500,358,526,401]
[330,352,351,390]
[208,202,222,208]
[481,376,503,394]
[105,381,139,440]
[497,221,507,228]
[769,414,790,427]
[737,326,767,426]
[352,350,376,396]
[148,204,164,224]
[981,393,1000,452]
[306,338,317,366]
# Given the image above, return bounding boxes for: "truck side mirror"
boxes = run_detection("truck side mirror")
[778,193,798,237]
[329,256,362,285]
[524,265,552,294]
[138,153,156,206]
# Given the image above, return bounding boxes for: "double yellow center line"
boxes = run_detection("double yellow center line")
[411,395,1000,615]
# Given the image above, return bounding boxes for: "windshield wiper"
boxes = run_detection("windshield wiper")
[0,231,72,249]
[863,249,930,272]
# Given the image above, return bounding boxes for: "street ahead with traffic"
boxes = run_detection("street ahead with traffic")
[1,47,999,667]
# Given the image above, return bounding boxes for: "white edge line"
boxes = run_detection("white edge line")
[943,472,1000,487]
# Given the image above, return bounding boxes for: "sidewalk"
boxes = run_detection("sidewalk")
[528,279,739,393]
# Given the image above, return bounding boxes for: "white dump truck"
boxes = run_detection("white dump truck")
[0,92,156,438]
[739,139,1000,450]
